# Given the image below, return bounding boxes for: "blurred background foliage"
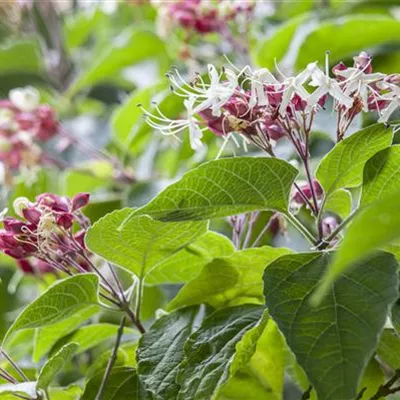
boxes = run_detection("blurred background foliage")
[0,0,400,396]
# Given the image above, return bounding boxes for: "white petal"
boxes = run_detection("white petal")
[378,101,400,123]
[189,121,204,150]
[306,86,328,109]
[9,86,40,112]
[329,84,353,108]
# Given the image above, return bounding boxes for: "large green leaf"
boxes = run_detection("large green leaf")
[252,14,308,69]
[4,274,99,343]
[146,231,235,284]
[169,246,291,310]
[296,16,400,69]
[316,124,392,198]
[131,157,298,222]
[361,145,400,206]
[82,367,141,400]
[137,306,207,399]
[86,209,208,278]
[51,323,137,356]
[315,191,400,300]
[33,305,99,362]
[264,252,398,400]
[176,305,266,400]
[68,29,167,96]
[37,343,78,390]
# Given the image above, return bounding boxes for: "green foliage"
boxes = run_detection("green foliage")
[264,252,398,400]
[252,15,308,69]
[135,157,298,221]
[33,305,99,362]
[146,231,235,284]
[82,367,141,400]
[137,306,207,399]
[296,15,400,69]
[37,343,78,390]
[361,145,400,205]
[316,191,400,299]
[67,29,168,96]
[316,123,393,198]
[176,305,266,400]
[4,274,99,343]
[169,246,291,310]
[86,209,208,279]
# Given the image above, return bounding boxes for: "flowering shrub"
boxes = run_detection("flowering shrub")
[2,1,400,400]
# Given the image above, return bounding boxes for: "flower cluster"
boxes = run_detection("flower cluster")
[0,193,91,275]
[0,86,59,175]
[143,52,400,152]
[153,0,254,38]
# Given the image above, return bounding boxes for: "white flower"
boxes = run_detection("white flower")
[169,65,238,117]
[378,84,400,123]
[9,86,40,112]
[307,67,353,109]
[336,68,385,111]
[278,62,318,116]
[0,207,8,221]
[141,96,206,151]
[247,68,278,108]
[184,97,205,150]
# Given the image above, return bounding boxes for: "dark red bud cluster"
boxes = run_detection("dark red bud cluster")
[0,193,90,275]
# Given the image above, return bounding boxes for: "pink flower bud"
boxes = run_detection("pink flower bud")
[22,207,41,224]
[71,193,90,212]
[74,230,86,249]
[17,259,35,273]
[56,213,74,229]
[3,218,27,233]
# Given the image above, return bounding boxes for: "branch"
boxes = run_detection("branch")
[301,385,313,400]
[286,213,318,246]
[368,369,400,400]
[95,316,126,400]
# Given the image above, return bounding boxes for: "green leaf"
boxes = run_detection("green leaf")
[68,29,167,96]
[33,305,99,362]
[51,323,137,356]
[137,306,207,400]
[324,189,352,219]
[4,274,99,343]
[146,231,235,284]
[361,145,400,206]
[218,319,286,400]
[169,247,291,310]
[377,329,400,370]
[37,343,78,390]
[0,40,43,75]
[264,252,398,400]
[296,15,400,69]
[62,161,114,197]
[49,385,82,400]
[252,14,308,69]
[315,191,400,300]
[133,157,298,221]
[82,367,141,400]
[0,382,37,398]
[316,124,393,198]
[86,209,208,278]
[358,359,384,400]
[176,305,265,400]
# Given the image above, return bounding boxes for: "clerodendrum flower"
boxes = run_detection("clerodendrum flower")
[142,52,400,151]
